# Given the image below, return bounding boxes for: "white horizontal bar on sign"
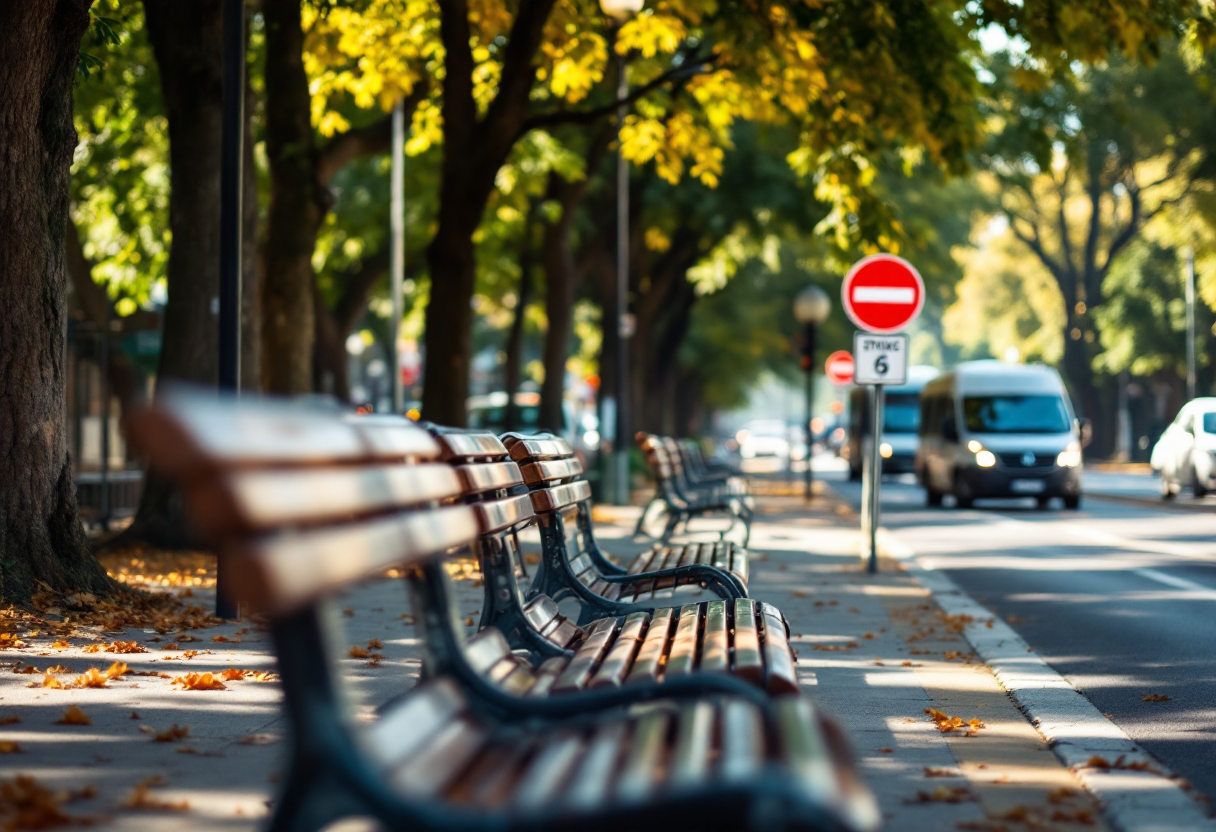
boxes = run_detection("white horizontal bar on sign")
[852,287,915,304]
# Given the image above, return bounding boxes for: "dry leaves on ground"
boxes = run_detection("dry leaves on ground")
[106,641,147,654]
[923,767,958,778]
[0,742,21,754]
[55,705,91,726]
[0,776,98,829]
[122,776,189,811]
[908,785,973,804]
[0,716,19,726]
[811,642,860,652]
[238,734,278,746]
[1142,693,1171,702]
[925,708,984,736]
[348,646,372,659]
[154,725,190,742]
[172,672,227,691]
[1082,754,1163,775]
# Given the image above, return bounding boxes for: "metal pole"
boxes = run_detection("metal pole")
[100,308,111,530]
[216,0,245,619]
[614,46,631,506]
[858,386,872,552]
[866,385,884,573]
[1186,249,1196,401]
[390,101,406,414]
[804,323,815,503]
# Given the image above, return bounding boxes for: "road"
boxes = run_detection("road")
[825,467,1216,807]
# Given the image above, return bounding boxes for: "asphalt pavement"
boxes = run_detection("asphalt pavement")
[827,464,1216,808]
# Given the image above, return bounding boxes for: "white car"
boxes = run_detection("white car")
[736,420,792,463]
[1151,397,1216,498]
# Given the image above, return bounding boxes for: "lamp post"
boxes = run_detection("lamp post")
[794,285,831,503]
[600,0,644,506]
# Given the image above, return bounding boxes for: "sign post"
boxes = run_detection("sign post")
[842,255,924,573]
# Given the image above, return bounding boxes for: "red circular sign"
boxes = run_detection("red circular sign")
[841,254,924,334]
[824,351,854,386]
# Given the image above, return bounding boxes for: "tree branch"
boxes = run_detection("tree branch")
[519,52,718,136]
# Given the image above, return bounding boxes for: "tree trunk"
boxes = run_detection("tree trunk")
[539,202,577,433]
[504,203,536,431]
[422,212,480,425]
[0,0,113,604]
[241,91,262,393]
[122,0,227,550]
[313,286,350,400]
[261,0,322,395]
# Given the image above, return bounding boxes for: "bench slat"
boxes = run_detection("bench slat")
[760,602,799,694]
[700,600,729,672]
[232,504,478,614]
[720,700,765,782]
[128,392,439,477]
[390,717,487,796]
[669,701,714,787]
[527,657,568,698]
[528,480,592,512]
[454,460,525,494]
[626,608,674,684]
[463,629,516,678]
[553,617,620,693]
[588,612,647,689]
[474,493,535,534]
[368,679,466,767]
[732,599,764,686]
[615,710,670,801]
[195,463,463,535]
[504,436,573,461]
[776,697,838,809]
[564,721,627,810]
[511,732,585,809]
[522,595,563,635]
[664,604,702,676]
[627,548,657,575]
[437,432,508,462]
[519,457,584,485]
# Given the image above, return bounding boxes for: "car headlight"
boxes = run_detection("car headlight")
[1056,442,1082,468]
[879,443,893,459]
[967,440,983,453]
[975,449,996,468]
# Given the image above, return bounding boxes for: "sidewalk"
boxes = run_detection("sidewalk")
[0,489,1162,830]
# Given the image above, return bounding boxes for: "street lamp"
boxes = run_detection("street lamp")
[601,0,643,505]
[794,285,831,503]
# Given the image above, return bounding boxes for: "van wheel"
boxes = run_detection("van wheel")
[926,488,943,508]
[1161,475,1176,500]
[953,470,973,509]
[848,464,861,482]
[1063,495,1081,510]
[1036,496,1051,510]
[1193,464,1208,498]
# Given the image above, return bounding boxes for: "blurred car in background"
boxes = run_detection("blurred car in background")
[736,419,791,470]
[1151,397,1216,498]
[846,365,939,480]
[467,392,601,469]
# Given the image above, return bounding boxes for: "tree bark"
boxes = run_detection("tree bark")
[261,0,322,394]
[504,202,537,430]
[0,0,113,603]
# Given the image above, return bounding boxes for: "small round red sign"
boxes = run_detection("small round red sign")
[841,254,924,334]
[824,351,854,386]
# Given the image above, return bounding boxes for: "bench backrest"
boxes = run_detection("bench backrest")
[126,389,478,616]
[501,433,593,513]
[428,428,536,535]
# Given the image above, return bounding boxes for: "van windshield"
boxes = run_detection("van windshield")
[884,393,920,434]
[963,395,1070,434]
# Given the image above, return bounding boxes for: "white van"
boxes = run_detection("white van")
[916,361,1083,509]
[847,365,940,480]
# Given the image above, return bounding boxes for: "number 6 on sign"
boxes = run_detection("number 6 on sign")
[853,332,907,385]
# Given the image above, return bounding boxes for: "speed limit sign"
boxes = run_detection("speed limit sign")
[853,332,908,385]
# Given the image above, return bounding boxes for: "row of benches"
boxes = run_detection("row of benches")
[635,433,754,546]
[128,389,878,832]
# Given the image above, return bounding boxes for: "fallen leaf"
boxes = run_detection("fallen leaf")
[122,777,189,811]
[40,672,63,689]
[367,639,383,650]
[1142,693,1171,702]
[0,741,22,753]
[366,655,383,667]
[55,705,91,725]
[923,767,956,778]
[172,672,227,691]
[863,633,875,639]
[879,747,894,753]
[211,635,239,644]
[1047,788,1076,803]
[82,644,102,653]
[104,661,130,679]
[348,646,371,659]
[154,725,190,742]
[0,775,92,827]
[162,643,180,651]
[220,668,247,681]
[924,708,984,736]
[106,641,147,654]
[908,785,973,804]
[70,668,110,689]
[0,716,20,725]
[50,640,70,650]
[238,733,278,746]
[249,671,278,683]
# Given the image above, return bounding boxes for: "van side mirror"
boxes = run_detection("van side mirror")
[1078,417,1093,447]
[942,417,958,442]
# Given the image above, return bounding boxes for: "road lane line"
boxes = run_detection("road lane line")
[1134,568,1216,597]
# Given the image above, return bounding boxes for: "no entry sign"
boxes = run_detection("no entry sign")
[842,254,924,334]
[824,351,854,385]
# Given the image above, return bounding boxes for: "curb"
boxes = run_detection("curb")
[899,551,1215,832]
[1088,490,1216,514]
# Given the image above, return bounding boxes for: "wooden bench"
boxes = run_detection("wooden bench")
[127,390,879,832]
[502,433,749,605]
[636,432,752,545]
[427,428,797,695]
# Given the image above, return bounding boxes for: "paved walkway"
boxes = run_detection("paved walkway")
[0,488,1134,830]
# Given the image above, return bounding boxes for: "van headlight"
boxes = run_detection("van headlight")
[975,449,996,468]
[879,443,893,459]
[1056,442,1082,468]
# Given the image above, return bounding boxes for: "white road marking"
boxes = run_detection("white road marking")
[1134,568,1216,597]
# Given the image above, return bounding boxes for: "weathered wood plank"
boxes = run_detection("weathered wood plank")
[760,602,799,694]
[589,612,647,689]
[732,598,764,686]
[700,600,729,673]
[626,608,675,684]
[664,604,702,677]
